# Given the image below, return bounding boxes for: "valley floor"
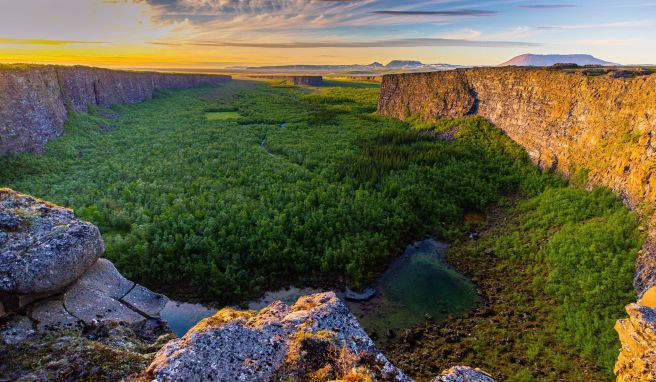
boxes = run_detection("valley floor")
[0,79,643,380]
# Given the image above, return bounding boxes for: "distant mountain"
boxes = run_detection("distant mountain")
[240,60,466,74]
[385,60,424,69]
[499,54,617,67]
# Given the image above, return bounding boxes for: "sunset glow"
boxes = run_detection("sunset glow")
[1,0,655,68]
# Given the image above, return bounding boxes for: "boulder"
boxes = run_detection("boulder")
[431,367,495,382]
[0,189,103,296]
[145,292,412,382]
[615,302,656,381]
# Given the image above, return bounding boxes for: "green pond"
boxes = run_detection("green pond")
[346,239,477,343]
[161,239,477,339]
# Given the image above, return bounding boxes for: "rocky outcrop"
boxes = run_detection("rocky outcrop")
[431,367,495,382]
[145,291,494,382]
[377,68,656,382]
[0,64,231,154]
[145,292,412,382]
[249,75,324,86]
[615,289,656,382]
[0,189,168,345]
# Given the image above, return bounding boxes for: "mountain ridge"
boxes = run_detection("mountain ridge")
[499,53,617,67]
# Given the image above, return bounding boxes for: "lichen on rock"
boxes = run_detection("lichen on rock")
[145,292,414,382]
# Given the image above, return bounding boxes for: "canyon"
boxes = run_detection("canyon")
[0,64,230,155]
[1,64,655,380]
[378,67,656,381]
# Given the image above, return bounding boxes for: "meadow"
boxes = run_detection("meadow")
[0,79,642,379]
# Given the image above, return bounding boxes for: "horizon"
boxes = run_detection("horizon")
[1,0,655,69]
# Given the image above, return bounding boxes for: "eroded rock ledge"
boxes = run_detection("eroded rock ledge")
[0,64,231,155]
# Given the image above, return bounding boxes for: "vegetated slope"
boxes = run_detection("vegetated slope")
[0,64,230,155]
[499,54,616,66]
[0,80,641,379]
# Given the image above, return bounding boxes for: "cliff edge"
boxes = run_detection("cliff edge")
[0,64,231,155]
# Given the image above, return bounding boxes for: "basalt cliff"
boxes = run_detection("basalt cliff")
[378,67,656,381]
[0,64,230,155]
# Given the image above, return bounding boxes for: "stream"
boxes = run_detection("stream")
[160,239,477,340]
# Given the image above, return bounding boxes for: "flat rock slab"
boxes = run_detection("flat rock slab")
[121,284,168,318]
[0,189,103,295]
[76,258,134,300]
[31,299,79,331]
[0,315,35,345]
[64,279,146,325]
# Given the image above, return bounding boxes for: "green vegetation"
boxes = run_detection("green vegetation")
[391,186,641,380]
[0,79,642,376]
[205,111,241,121]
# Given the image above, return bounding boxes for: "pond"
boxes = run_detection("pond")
[345,239,477,344]
[160,300,217,337]
[160,239,477,340]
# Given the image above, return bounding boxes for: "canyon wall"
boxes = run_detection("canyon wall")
[378,67,656,382]
[0,64,231,155]
[378,68,655,217]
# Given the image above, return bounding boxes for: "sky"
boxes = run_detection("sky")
[0,0,654,69]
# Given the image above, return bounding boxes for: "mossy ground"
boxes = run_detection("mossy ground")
[385,188,642,381]
[0,323,173,381]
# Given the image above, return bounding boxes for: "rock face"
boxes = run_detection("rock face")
[615,297,656,382]
[0,189,168,345]
[146,292,412,382]
[377,67,656,382]
[0,64,231,154]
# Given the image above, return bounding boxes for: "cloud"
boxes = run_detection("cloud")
[519,4,576,9]
[152,37,539,48]
[0,38,107,45]
[372,10,496,16]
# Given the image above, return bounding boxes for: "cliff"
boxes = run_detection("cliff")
[377,69,655,217]
[377,67,656,382]
[0,64,231,154]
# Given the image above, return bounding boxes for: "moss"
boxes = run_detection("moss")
[189,307,256,333]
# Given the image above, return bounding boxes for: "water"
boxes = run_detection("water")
[160,300,217,337]
[248,287,323,310]
[160,239,476,340]
[345,239,477,343]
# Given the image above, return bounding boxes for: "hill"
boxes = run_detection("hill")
[499,53,617,67]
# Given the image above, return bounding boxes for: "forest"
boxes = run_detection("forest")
[0,79,642,378]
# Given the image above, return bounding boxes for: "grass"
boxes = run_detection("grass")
[205,111,241,121]
[0,79,642,377]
